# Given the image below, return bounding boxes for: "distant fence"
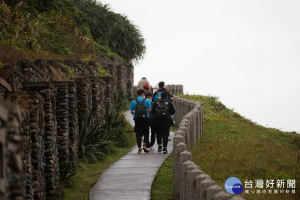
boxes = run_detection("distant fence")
[172,96,245,200]
[151,84,183,95]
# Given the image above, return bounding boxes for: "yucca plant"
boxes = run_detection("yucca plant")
[78,110,112,163]
[113,90,130,112]
[101,105,129,147]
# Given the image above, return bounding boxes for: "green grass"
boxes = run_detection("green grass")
[63,122,135,200]
[96,63,111,77]
[151,126,178,200]
[151,155,174,200]
[178,94,300,200]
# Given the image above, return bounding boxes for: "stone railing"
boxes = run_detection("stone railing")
[173,96,244,200]
[0,56,134,200]
[165,84,183,95]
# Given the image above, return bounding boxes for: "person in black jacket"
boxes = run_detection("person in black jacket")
[145,93,157,150]
[152,91,176,154]
[152,81,173,103]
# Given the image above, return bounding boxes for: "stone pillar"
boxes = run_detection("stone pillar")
[206,184,223,199]
[179,151,192,200]
[117,65,126,92]
[173,140,186,199]
[40,87,59,199]
[25,82,59,199]
[101,77,114,108]
[179,121,190,149]
[6,104,23,200]
[126,63,134,97]
[187,166,202,200]
[98,78,106,123]
[76,78,92,119]
[91,78,102,121]
[195,174,213,200]
[27,92,46,200]
[52,82,70,171]
[21,109,33,200]
[68,82,78,168]
[0,104,8,200]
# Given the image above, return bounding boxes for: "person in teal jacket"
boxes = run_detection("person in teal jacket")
[129,89,152,153]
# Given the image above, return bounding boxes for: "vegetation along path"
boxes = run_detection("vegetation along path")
[89,110,174,200]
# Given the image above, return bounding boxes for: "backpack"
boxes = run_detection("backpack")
[155,99,169,117]
[135,98,147,119]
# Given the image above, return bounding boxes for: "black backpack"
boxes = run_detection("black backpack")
[155,99,169,117]
[135,98,147,119]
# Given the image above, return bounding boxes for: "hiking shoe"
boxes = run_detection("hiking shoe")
[137,148,142,154]
[142,144,149,153]
[163,147,168,154]
[158,145,162,152]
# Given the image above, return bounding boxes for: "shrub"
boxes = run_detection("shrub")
[101,105,129,147]
[78,110,112,162]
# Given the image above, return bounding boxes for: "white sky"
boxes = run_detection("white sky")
[100,0,300,132]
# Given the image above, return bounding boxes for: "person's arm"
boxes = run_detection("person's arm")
[152,101,156,115]
[152,91,157,101]
[169,101,176,115]
[129,100,136,114]
[147,99,152,112]
[168,92,174,101]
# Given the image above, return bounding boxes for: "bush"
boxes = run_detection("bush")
[101,105,129,147]
[1,0,146,62]
[78,110,112,163]
[113,90,130,112]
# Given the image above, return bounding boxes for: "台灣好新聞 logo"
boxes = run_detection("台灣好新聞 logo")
[225,177,243,194]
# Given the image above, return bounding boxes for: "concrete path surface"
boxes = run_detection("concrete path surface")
[89,110,174,200]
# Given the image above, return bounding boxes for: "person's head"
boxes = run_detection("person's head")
[137,89,145,97]
[158,81,165,88]
[145,93,152,100]
[161,92,168,99]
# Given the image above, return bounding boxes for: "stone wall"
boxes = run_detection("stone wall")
[173,96,245,200]
[0,56,134,200]
[0,104,24,200]
[165,84,184,95]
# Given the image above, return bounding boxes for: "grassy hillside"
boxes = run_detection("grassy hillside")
[0,0,145,64]
[178,94,300,200]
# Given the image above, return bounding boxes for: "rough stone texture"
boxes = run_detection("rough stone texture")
[0,104,8,200]
[91,78,106,122]
[126,63,134,96]
[101,76,114,108]
[76,78,92,120]
[67,82,78,168]
[0,56,134,200]
[165,84,183,95]
[173,141,186,199]
[0,78,12,102]
[52,82,70,172]
[21,108,33,200]
[117,65,127,92]
[25,82,60,199]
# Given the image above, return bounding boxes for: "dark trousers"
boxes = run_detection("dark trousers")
[134,118,149,148]
[150,121,156,146]
[155,117,170,148]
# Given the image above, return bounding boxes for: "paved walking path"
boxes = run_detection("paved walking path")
[89,110,174,200]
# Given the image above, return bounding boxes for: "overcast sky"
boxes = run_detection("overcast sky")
[101,0,300,133]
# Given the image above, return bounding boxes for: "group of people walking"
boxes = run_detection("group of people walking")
[129,78,176,154]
